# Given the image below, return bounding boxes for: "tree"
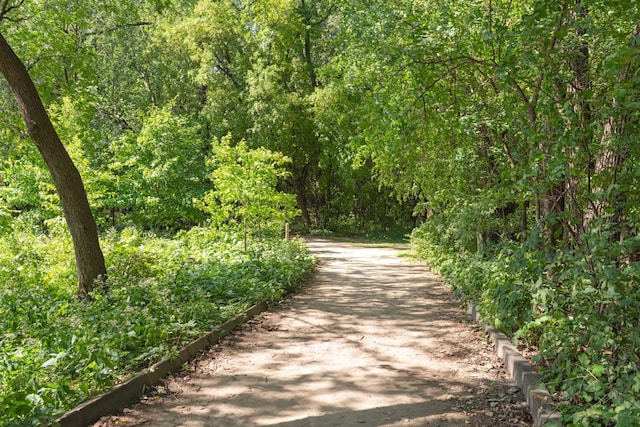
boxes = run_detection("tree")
[200,134,300,250]
[108,106,208,230]
[0,29,106,297]
[328,0,640,422]
[245,0,332,227]
[174,0,367,229]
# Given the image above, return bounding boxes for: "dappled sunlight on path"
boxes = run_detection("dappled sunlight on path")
[94,238,532,427]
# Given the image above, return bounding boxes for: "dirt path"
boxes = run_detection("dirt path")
[95,239,533,427]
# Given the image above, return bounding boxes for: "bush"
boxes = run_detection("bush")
[411,218,640,426]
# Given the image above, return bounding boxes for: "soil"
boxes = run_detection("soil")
[93,238,533,427]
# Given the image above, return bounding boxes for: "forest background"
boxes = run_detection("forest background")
[0,0,638,426]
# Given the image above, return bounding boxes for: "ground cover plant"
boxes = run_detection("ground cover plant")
[411,215,640,426]
[0,225,314,426]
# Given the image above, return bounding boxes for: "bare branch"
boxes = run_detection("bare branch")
[0,0,25,23]
[310,3,335,27]
[80,21,152,38]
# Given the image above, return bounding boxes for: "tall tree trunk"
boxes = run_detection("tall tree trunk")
[302,16,318,89]
[291,177,311,227]
[508,3,566,249]
[0,31,106,297]
[596,23,640,262]
[565,0,592,242]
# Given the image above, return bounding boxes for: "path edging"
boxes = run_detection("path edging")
[468,302,563,427]
[53,301,268,427]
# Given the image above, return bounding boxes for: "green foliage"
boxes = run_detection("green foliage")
[339,0,640,422]
[0,226,314,426]
[107,106,207,229]
[2,0,640,424]
[199,134,300,237]
[412,215,640,425]
[1,0,410,235]
[161,0,252,139]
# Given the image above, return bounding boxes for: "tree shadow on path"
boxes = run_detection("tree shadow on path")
[94,238,533,427]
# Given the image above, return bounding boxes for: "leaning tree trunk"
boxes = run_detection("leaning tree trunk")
[0,31,106,297]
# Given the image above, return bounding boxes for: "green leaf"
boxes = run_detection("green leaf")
[590,364,606,378]
[40,351,67,369]
[25,393,44,406]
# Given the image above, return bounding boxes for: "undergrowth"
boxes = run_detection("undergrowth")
[411,220,640,426]
[0,225,314,426]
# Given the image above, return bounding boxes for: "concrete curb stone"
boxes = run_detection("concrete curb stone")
[468,302,563,427]
[51,266,563,426]
[53,301,268,427]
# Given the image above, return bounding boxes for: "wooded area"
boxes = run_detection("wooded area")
[0,0,638,425]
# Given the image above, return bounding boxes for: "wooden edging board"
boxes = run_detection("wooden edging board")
[53,301,269,427]
[468,302,563,427]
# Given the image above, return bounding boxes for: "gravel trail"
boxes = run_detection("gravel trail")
[94,238,532,427]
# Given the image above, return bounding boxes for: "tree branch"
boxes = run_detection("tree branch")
[0,0,24,23]
[531,2,567,110]
[310,3,335,27]
[79,21,152,39]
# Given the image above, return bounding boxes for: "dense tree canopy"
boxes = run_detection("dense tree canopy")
[0,0,638,424]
